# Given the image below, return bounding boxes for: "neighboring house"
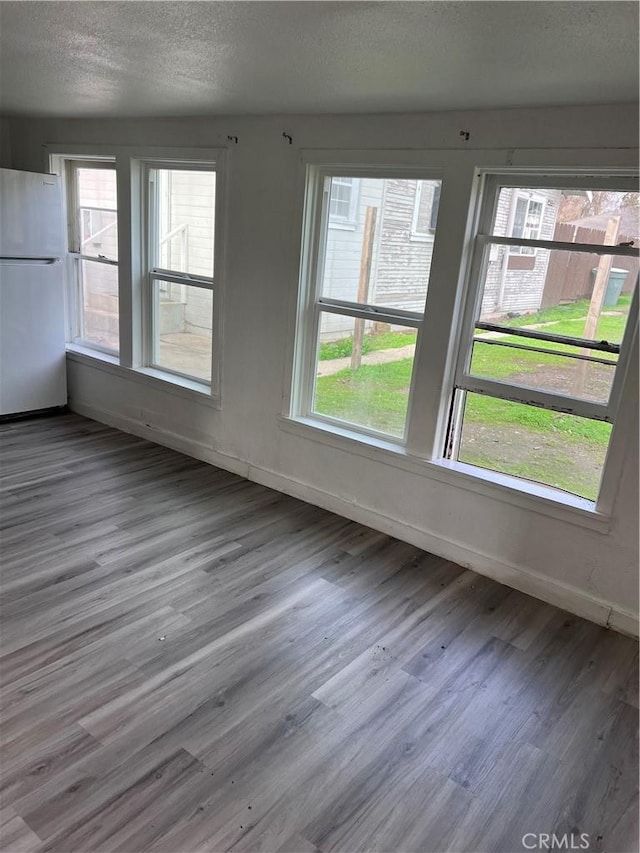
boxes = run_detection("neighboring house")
[480,187,560,319]
[320,177,441,339]
[320,180,560,339]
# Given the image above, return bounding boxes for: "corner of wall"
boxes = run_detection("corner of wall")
[0,117,12,168]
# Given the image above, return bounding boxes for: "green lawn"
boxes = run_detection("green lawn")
[316,360,412,438]
[318,329,416,361]
[314,297,631,499]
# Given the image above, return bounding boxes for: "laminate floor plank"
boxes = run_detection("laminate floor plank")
[1,413,637,853]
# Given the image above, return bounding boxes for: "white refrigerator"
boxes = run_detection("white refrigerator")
[0,168,67,417]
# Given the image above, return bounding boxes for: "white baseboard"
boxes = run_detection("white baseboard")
[69,399,639,639]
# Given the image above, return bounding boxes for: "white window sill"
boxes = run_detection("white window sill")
[278,415,612,533]
[65,345,220,408]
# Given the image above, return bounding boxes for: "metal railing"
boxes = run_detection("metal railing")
[158,223,189,301]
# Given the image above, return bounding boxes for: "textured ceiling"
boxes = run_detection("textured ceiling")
[0,1,638,118]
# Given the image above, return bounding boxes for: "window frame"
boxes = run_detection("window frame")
[63,157,120,355]
[142,160,218,387]
[291,163,443,445]
[287,155,638,520]
[50,144,226,403]
[446,170,639,500]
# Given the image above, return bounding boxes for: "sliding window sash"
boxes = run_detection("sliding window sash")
[454,375,610,422]
[316,297,422,329]
[148,269,215,381]
[452,173,639,444]
[476,234,640,258]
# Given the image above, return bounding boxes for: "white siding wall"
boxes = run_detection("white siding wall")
[161,170,215,337]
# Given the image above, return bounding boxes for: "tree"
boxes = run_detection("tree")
[557,190,640,225]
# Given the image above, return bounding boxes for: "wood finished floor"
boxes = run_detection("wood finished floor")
[0,413,637,853]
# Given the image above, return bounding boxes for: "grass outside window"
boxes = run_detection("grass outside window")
[314,295,631,500]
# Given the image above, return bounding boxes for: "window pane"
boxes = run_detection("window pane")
[79,259,119,351]
[478,248,638,346]
[153,280,212,383]
[77,168,118,261]
[154,170,215,278]
[491,186,640,246]
[454,392,612,501]
[320,177,442,313]
[312,312,417,438]
[469,340,616,404]
[414,181,441,235]
[329,177,354,220]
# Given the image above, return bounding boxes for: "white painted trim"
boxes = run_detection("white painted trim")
[278,415,611,531]
[66,348,220,408]
[607,608,640,639]
[67,397,636,637]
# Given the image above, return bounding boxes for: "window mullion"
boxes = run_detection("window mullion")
[301,302,322,417]
[115,152,134,367]
[405,162,484,458]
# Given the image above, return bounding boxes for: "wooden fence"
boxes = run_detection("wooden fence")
[540,223,637,308]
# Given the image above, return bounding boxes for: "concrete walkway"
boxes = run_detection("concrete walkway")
[316,309,625,378]
[316,344,416,377]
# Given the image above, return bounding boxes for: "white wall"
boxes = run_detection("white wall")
[6,104,639,635]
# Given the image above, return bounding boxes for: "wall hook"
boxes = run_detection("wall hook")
[459,130,470,142]
[282,132,293,145]
[227,136,238,144]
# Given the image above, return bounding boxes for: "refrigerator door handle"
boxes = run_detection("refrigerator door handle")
[0,257,60,265]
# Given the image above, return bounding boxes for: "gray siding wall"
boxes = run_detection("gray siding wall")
[319,177,437,340]
[481,188,560,318]
[372,178,435,315]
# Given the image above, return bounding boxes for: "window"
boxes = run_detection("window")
[510,192,545,255]
[292,168,442,441]
[328,176,359,226]
[411,180,441,238]
[145,165,217,384]
[53,147,224,397]
[65,160,119,353]
[447,173,639,502]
